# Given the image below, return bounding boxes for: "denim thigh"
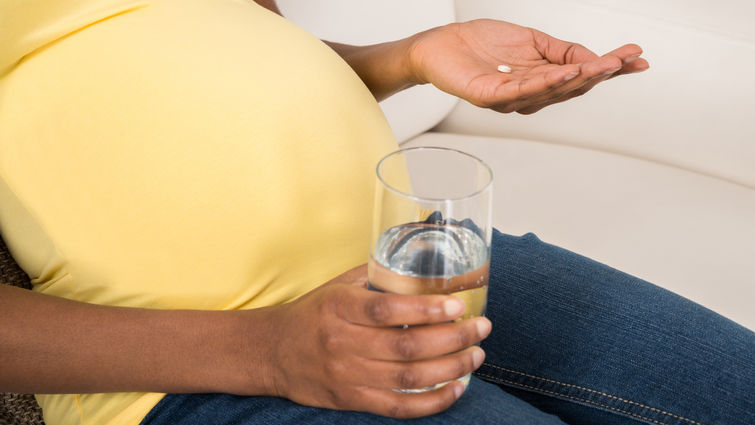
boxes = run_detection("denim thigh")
[478,230,754,425]
[140,377,566,425]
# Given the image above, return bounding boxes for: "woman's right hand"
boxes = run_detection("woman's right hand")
[0,264,488,415]
[243,265,492,419]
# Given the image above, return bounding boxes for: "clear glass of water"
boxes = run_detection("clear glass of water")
[368,146,493,393]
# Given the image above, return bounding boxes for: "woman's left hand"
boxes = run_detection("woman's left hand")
[406,19,649,114]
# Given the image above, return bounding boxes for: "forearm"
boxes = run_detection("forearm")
[0,285,274,395]
[325,38,422,101]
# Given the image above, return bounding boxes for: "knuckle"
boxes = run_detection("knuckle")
[393,333,418,360]
[564,43,583,62]
[317,328,333,349]
[395,366,421,389]
[320,290,341,316]
[365,296,392,324]
[323,358,346,380]
[317,327,341,354]
[456,328,472,349]
[517,107,538,115]
[324,387,345,407]
[387,401,408,419]
[455,356,470,378]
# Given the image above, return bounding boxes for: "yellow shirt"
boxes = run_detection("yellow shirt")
[0,0,398,423]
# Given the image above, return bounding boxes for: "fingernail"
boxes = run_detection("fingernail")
[564,71,579,81]
[453,382,464,398]
[443,298,464,316]
[475,318,492,337]
[623,54,640,64]
[472,348,485,368]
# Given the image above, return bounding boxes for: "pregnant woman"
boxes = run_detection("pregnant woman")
[1,1,751,424]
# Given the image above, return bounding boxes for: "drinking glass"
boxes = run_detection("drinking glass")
[368,146,493,393]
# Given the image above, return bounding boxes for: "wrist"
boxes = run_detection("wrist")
[403,29,431,86]
[327,36,424,101]
[403,24,451,87]
[202,308,279,396]
[138,308,278,396]
[393,34,426,88]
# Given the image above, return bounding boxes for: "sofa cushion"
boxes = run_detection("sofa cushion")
[405,132,755,330]
[277,0,458,143]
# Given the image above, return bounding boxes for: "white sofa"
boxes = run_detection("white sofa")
[279,0,755,330]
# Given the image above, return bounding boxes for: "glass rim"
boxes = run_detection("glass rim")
[376,146,494,202]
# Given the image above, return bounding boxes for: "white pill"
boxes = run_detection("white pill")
[497,64,512,73]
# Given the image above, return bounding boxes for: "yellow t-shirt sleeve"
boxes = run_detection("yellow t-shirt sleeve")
[0,0,148,77]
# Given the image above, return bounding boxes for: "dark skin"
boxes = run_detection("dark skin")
[256,0,648,110]
[1,0,648,419]
[1,265,487,419]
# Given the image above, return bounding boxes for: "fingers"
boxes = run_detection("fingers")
[360,346,485,391]
[274,278,487,418]
[512,50,649,114]
[483,53,621,111]
[532,29,599,65]
[332,285,467,327]
[535,28,641,71]
[489,44,648,114]
[604,43,644,66]
[325,346,483,393]
[477,64,577,110]
[355,317,491,361]
[355,380,467,419]
[609,57,650,78]
[509,66,614,114]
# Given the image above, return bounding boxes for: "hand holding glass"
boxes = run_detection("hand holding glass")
[368,147,493,393]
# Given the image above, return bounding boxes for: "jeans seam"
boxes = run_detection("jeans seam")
[478,363,704,425]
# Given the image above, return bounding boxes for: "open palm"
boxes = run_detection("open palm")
[408,19,649,114]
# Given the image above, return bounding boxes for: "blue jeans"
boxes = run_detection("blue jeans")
[140,231,754,425]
